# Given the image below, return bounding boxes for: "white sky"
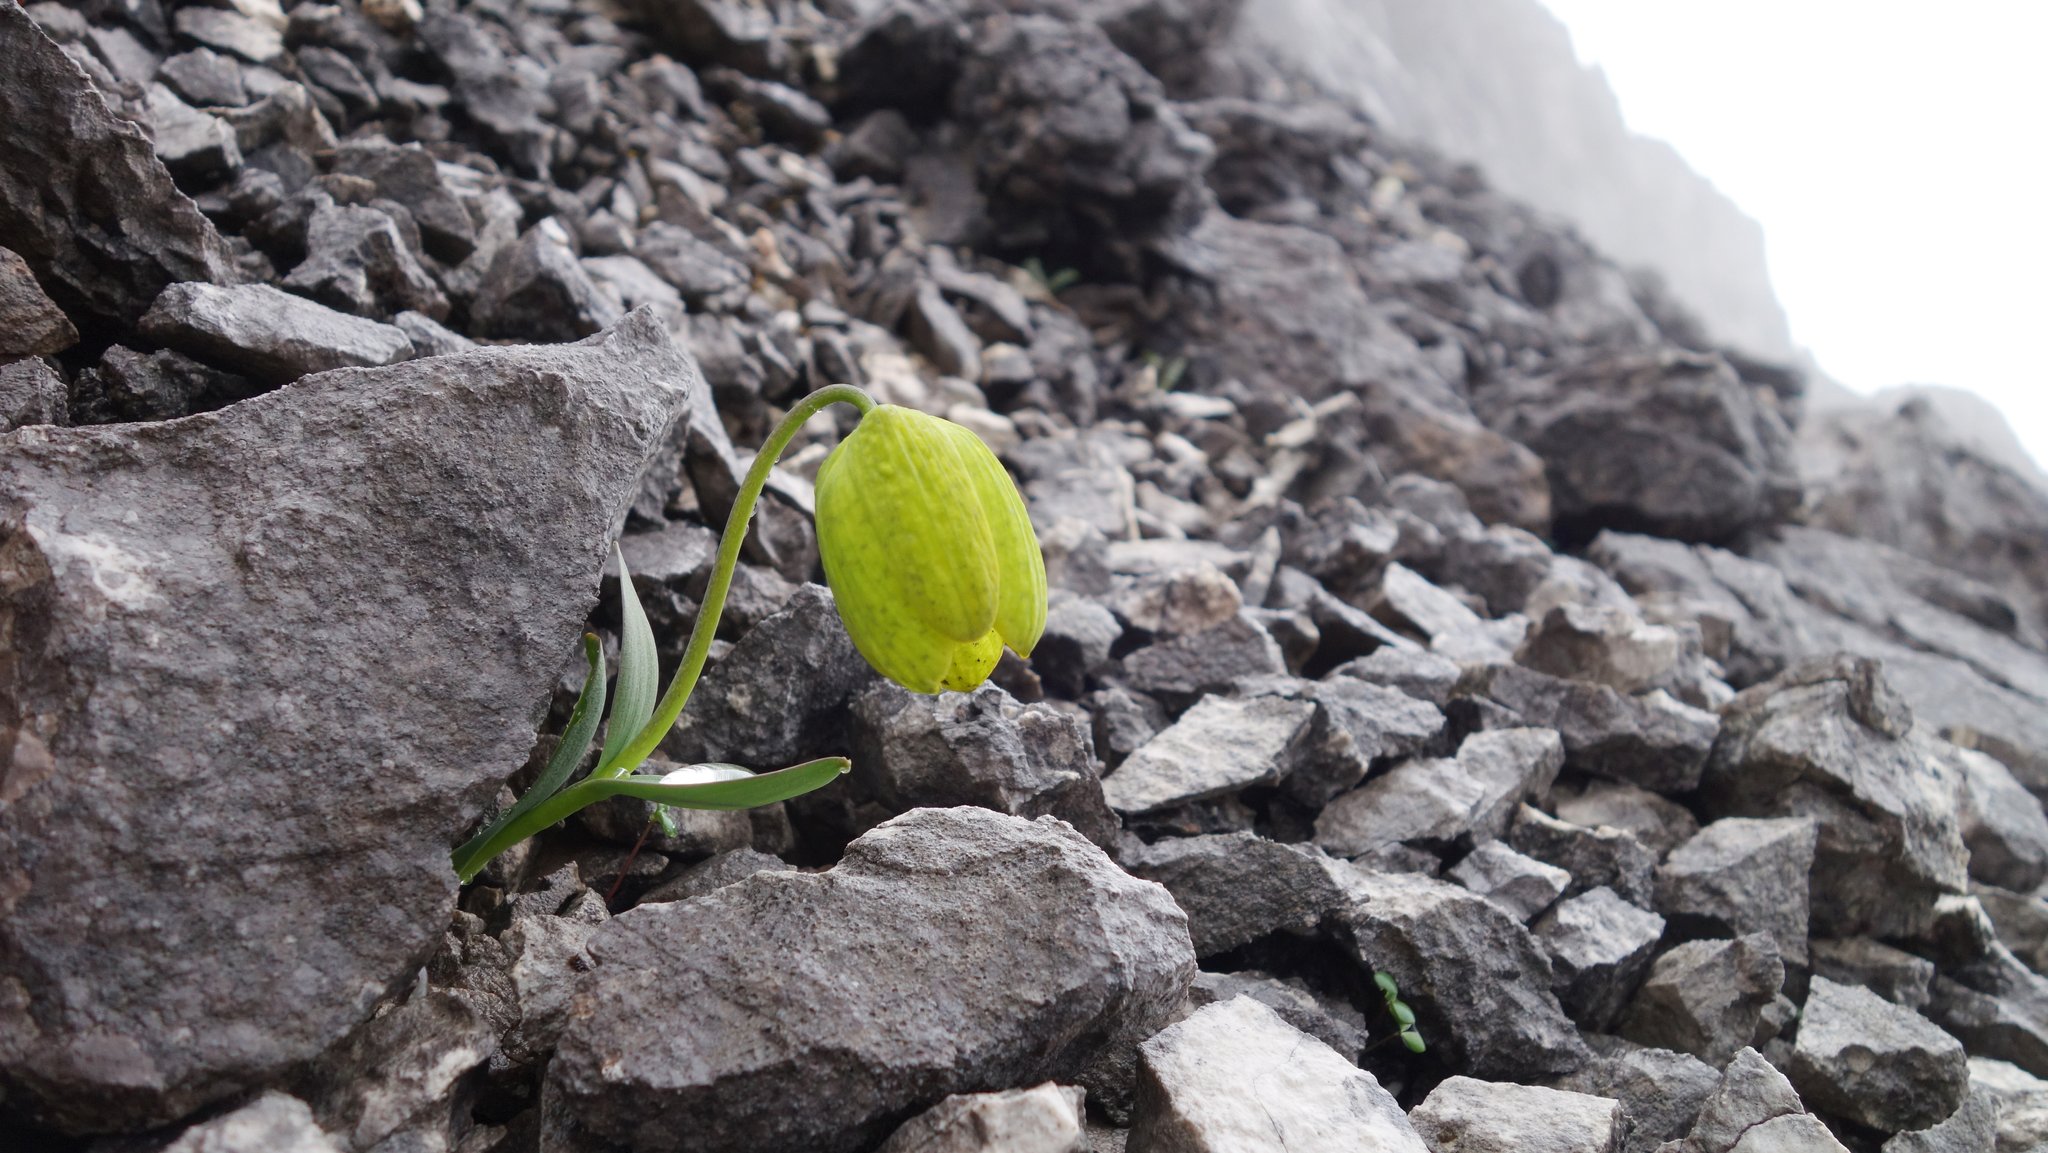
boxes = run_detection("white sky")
[1536,1,2048,466]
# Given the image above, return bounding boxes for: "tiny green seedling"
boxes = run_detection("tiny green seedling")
[1372,970,1427,1054]
[451,384,1047,882]
[1023,256,1081,296]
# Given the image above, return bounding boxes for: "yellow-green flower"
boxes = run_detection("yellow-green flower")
[814,404,1047,693]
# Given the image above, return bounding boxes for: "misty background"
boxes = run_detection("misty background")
[1240,0,2048,481]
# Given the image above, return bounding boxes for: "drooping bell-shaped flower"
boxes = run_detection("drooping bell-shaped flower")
[814,404,1047,693]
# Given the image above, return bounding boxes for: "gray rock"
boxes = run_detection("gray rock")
[1716,1114,1850,1152]
[636,222,751,305]
[1373,561,1486,643]
[953,16,1211,274]
[1883,1085,1999,1153]
[174,5,285,64]
[1119,613,1288,705]
[1655,818,1817,966]
[1089,684,1167,767]
[139,281,414,385]
[160,1092,344,1153]
[1810,938,1936,1011]
[1327,864,1588,1079]
[0,311,692,1132]
[1119,832,1345,958]
[472,220,624,342]
[1974,883,2048,976]
[1672,1048,1808,1153]
[1185,971,1368,1063]
[0,355,68,431]
[1480,348,1799,543]
[1557,1040,1720,1153]
[1554,780,1701,859]
[74,343,261,422]
[1966,1057,2048,1153]
[283,202,449,321]
[662,582,878,770]
[1511,805,1660,908]
[414,10,552,174]
[330,140,478,262]
[0,2,242,331]
[0,246,76,359]
[159,47,250,109]
[298,991,492,1153]
[1951,744,2048,892]
[1316,728,1562,857]
[392,310,475,358]
[909,280,983,381]
[1450,840,1572,922]
[1535,887,1667,1031]
[877,1083,1089,1153]
[638,847,795,906]
[1620,935,1785,1066]
[1237,673,1447,807]
[1789,976,1969,1134]
[1110,563,1242,638]
[1036,591,1124,697]
[144,82,243,183]
[1926,946,2048,1080]
[1332,647,1463,707]
[1409,1076,1624,1153]
[1127,997,1427,1153]
[1101,694,1315,814]
[548,808,1195,1153]
[1519,602,1686,695]
[1701,657,1969,939]
[1462,664,1719,794]
[851,681,1118,846]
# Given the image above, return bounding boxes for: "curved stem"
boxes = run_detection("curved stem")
[595,383,875,778]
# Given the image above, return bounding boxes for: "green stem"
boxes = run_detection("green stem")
[594,383,875,778]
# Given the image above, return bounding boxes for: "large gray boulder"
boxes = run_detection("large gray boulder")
[547,808,1195,1153]
[0,310,693,1132]
[0,1,242,334]
[1789,977,1970,1134]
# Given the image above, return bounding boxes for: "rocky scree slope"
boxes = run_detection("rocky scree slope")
[3,0,2048,1151]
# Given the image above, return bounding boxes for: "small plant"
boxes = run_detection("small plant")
[1371,971,1427,1054]
[1023,256,1081,296]
[451,385,1048,882]
[1140,350,1189,393]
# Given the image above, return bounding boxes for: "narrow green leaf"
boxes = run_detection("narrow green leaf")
[596,756,850,810]
[452,633,607,876]
[654,806,681,839]
[598,543,659,773]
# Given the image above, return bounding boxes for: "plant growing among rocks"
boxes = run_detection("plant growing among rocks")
[453,385,1048,881]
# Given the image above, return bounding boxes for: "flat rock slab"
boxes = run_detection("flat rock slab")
[0,4,241,333]
[548,808,1195,1153]
[1409,1076,1623,1153]
[1128,996,1426,1153]
[1102,694,1314,814]
[0,310,693,1133]
[877,1083,1088,1153]
[140,281,416,385]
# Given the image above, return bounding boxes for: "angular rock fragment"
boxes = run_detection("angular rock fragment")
[330,141,477,263]
[472,220,623,342]
[298,991,492,1153]
[1511,805,1660,908]
[0,2,242,332]
[1328,865,1588,1079]
[1461,663,1719,794]
[851,681,1117,845]
[1238,672,1447,807]
[1119,832,1345,958]
[1519,602,1686,694]
[1881,1084,1999,1153]
[1101,694,1314,815]
[139,281,414,384]
[1119,613,1287,704]
[144,82,243,184]
[160,1092,343,1153]
[0,356,68,431]
[1409,1076,1625,1153]
[1701,657,1969,938]
[1535,886,1667,1031]
[0,247,77,359]
[1810,937,1936,1011]
[1184,971,1368,1063]
[1554,780,1700,859]
[549,808,1194,1153]
[1556,1039,1719,1153]
[1670,1048,1809,1153]
[1789,976,1969,1134]
[1620,935,1785,1066]
[1316,728,1561,858]
[1654,817,1816,965]
[1128,997,1427,1153]
[1966,1058,2048,1153]
[878,1083,1087,1153]
[1450,840,1572,922]
[1926,945,2048,1080]
[0,311,693,1132]
[283,202,449,321]
[1481,348,1799,543]
[74,343,261,422]
[1951,744,2048,892]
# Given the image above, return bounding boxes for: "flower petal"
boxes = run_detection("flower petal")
[939,417,1046,656]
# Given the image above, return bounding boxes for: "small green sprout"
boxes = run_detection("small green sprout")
[451,385,1046,882]
[1373,971,1426,1054]
[1023,256,1081,296]
[1140,350,1189,393]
